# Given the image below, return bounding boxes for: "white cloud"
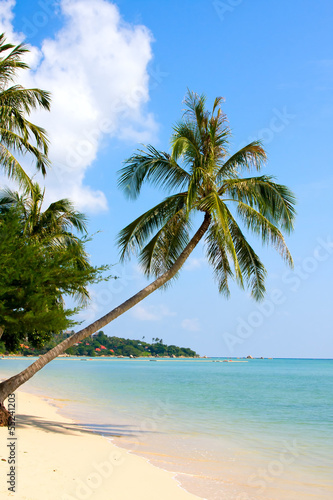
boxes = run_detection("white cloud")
[132,305,159,321]
[132,304,176,321]
[0,0,157,212]
[184,257,206,271]
[0,0,17,39]
[181,318,200,332]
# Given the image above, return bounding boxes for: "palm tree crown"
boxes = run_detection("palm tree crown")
[0,33,51,188]
[0,183,90,276]
[118,90,296,300]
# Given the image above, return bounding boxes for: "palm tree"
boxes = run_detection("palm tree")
[0,182,91,341]
[0,33,51,189]
[117,91,295,298]
[0,91,296,421]
[0,183,88,259]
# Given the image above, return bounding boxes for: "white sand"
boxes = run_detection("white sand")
[0,390,204,500]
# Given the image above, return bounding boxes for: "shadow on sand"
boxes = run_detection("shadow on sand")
[16,413,160,439]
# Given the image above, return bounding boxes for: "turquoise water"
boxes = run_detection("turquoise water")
[1,357,333,499]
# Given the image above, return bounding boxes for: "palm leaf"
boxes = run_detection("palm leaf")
[196,191,243,282]
[117,193,188,260]
[226,207,267,300]
[118,146,190,199]
[217,141,267,180]
[171,122,201,165]
[42,199,88,234]
[0,86,51,112]
[236,202,293,266]
[139,208,190,279]
[0,144,33,189]
[0,35,51,185]
[223,176,296,232]
[205,221,235,296]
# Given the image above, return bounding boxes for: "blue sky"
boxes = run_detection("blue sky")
[1,0,333,357]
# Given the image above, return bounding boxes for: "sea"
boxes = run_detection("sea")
[1,357,332,500]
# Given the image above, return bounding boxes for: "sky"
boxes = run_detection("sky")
[0,0,332,358]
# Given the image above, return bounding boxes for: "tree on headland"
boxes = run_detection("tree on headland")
[0,90,296,424]
[0,33,51,189]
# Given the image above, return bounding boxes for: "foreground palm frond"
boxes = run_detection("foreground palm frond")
[0,33,51,188]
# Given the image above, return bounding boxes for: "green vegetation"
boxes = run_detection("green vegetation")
[0,33,51,189]
[7,331,198,358]
[0,208,110,352]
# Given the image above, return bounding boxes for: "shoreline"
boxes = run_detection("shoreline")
[0,389,204,500]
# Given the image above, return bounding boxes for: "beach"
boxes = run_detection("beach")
[0,389,203,500]
[0,1,331,499]
[1,357,332,500]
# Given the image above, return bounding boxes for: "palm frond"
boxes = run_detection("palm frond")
[0,126,50,175]
[183,89,207,126]
[0,86,51,112]
[0,144,33,189]
[217,141,267,180]
[212,96,225,115]
[117,193,188,261]
[171,122,202,164]
[43,199,88,234]
[236,202,293,266]
[197,191,243,282]
[208,123,230,166]
[186,164,204,211]
[0,105,49,152]
[118,145,190,199]
[0,186,23,207]
[0,35,51,185]
[205,221,234,297]
[0,34,29,83]
[139,208,190,279]
[171,135,201,165]
[226,207,267,300]
[222,175,296,232]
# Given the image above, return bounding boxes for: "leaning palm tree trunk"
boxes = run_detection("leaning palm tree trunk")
[0,213,211,419]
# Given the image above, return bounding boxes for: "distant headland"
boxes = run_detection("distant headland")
[2,331,198,358]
